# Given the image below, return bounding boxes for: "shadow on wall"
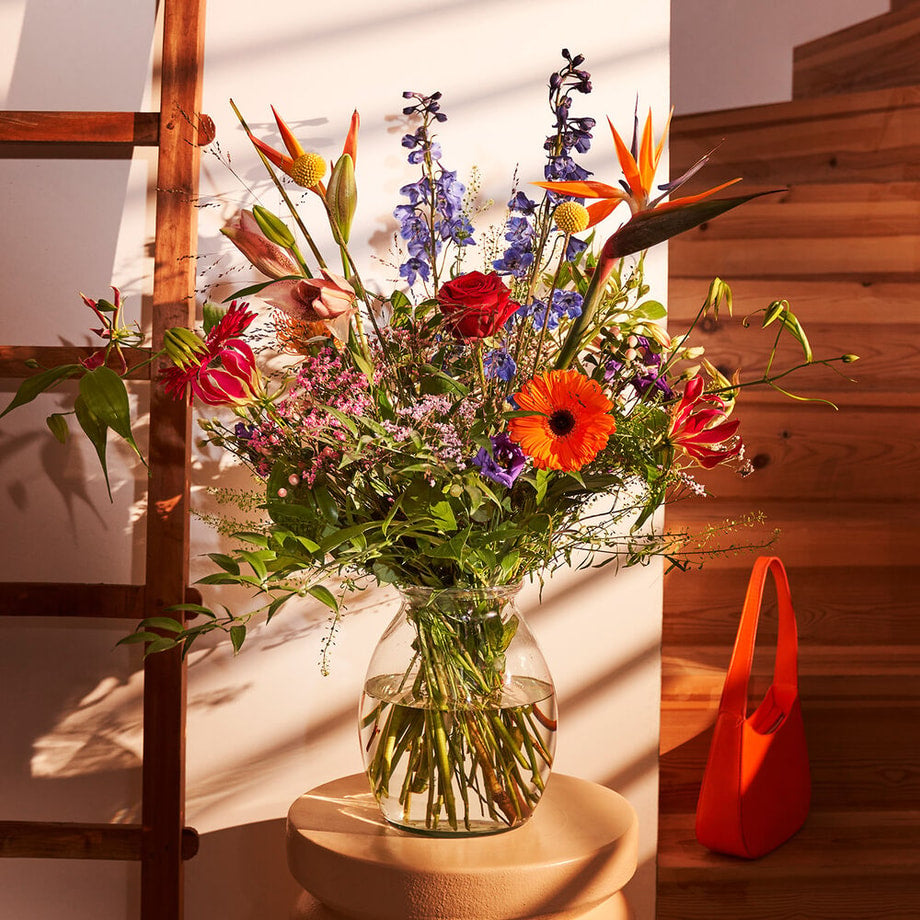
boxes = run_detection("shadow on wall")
[186,818,303,920]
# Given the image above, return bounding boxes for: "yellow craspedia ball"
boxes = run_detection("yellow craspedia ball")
[554,201,589,234]
[290,152,326,188]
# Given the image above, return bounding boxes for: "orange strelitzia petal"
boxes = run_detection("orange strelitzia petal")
[609,117,643,199]
[271,106,305,159]
[638,109,656,196]
[654,177,743,212]
[532,180,626,200]
[248,133,294,173]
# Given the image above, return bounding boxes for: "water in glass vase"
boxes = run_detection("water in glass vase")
[361,673,557,836]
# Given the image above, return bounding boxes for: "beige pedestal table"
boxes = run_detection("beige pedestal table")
[286,773,638,920]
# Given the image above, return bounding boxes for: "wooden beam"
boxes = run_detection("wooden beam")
[0,583,201,619]
[0,346,152,380]
[141,0,208,916]
[0,822,199,861]
[0,112,159,145]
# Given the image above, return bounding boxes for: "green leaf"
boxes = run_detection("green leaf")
[145,636,179,655]
[0,364,82,419]
[78,366,146,465]
[167,603,217,619]
[230,624,246,654]
[202,302,224,335]
[635,300,666,321]
[46,413,69,444]
[603,190,783,261]
[430,500,457,532]
[207,552,241,575]
[388,290,411,312]
[782,312,813,363]
[137,616,186,633]
[307,584,339,612]
[73,393,112,500]
[221,275,301,302]
[238,549,269,582]
[116,630,162,646]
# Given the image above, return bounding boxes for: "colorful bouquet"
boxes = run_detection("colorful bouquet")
[2,51,855,833]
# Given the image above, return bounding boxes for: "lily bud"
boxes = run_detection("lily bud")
[252,205,296,249]
[327,153,357,242]
[221,210,299,280]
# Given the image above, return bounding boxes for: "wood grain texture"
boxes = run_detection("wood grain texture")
[658,812,920,920]
[666,498,919,569]
[663,565,920,647]
[140,2,207,917]
[670,233,920,281]
[0,345,152,379]
[0,111,159,145]
[0,583,201,619]
[670,86,920,188]
[793,5,920,99]
[669,277,917,326]
[681,403,919,502]
[0,822,198,861]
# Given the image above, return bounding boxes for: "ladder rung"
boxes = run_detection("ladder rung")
[0,583,202,619]
[0,345,153,380]
[0,821,199,861]
[0,112,159,145]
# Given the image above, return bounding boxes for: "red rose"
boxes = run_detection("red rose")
[437,271,519,339]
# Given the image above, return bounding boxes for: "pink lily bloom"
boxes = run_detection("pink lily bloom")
[259,270,357,342]
[220,211,299,280]
[668,375,742,469]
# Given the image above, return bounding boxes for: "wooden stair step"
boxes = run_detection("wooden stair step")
[663,565,920,648]
[793,4,920,99]
[657,811,920,920]
[670,85,920,188]
[660,648,920,811]
[669,232,920,281]
[664,499,920,569]
[668,277,915,327]
[677,402,918,503]
[678,193,920,239]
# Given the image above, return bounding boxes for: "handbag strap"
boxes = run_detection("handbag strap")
[719,556,799,718]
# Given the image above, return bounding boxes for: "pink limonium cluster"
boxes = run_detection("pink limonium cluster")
[246,346,375,483]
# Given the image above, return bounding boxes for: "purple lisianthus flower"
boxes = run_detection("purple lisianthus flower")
[473,433,525,488]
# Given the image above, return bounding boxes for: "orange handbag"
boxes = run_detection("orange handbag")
[695,556,811,858]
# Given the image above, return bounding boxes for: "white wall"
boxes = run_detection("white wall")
[671,0,889,114]
[0,2,669,919]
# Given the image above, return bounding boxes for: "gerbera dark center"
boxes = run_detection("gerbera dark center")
[548,408,576,436]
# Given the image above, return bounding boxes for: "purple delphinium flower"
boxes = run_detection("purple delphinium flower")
[395,92,474,286]
[473,433,525,488]
[516,289,583,331]
[495,51,594,278]
[484,349,517,383]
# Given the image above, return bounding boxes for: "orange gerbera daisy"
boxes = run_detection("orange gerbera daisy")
[509,369,616,472]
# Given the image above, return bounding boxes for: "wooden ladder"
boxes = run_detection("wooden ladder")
[0,1,208,917]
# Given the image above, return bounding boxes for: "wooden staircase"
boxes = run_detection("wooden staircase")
[658,4,920,917]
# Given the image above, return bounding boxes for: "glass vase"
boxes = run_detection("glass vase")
[360,583,557,836]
